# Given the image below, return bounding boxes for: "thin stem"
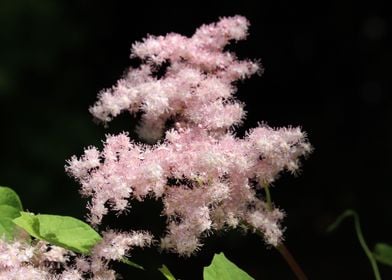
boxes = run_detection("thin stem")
[328,210,381,280]
[276,243,308,280]
[261,182,308,280]
[263,182,272,211]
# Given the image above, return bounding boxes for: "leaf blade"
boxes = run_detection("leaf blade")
[13,212,102,254]
[0,217,18,240]
[37,214,102,254]
[374,243,392,267]
[158,264,176,280]
[0,186,23,211]
[203,253,254,280]
[13,211,41,239]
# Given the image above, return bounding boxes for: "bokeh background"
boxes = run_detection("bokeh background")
[0,1,391,279]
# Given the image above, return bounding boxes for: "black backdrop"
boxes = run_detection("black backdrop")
[0,1,391,279]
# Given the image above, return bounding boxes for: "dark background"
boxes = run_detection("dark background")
[0,1,391,279]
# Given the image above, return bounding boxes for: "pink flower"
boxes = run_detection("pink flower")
[92,230,152,261]
[0,230,151,279]
[67,15,312,256]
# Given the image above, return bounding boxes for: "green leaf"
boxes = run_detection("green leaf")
[0,186,23,211]
[13,212,102,254]
[374,243,392,267]
[0,217,17,240]
[37,214,102,254]
[13,212,41,239]
[203,253,254,280]
[0,205,22,240]
[0,187,23,240]
[158,264,176,280]
[120,257,144,270]
[0,205,22,219]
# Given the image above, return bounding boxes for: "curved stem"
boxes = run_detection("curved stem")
[328,210,381,280]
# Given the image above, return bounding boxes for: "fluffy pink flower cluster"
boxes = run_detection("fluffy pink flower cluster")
[0,231,152,280]
[66,16,311,256]
[89,15,259,143]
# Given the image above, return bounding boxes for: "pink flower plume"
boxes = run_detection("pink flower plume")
[66,15,312,256]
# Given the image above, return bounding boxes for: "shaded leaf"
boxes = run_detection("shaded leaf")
[0,217,17,240]
[0,187,23,240]
[0,205,22,240]
[203,253,254,280]
[0,186,23,211]
[159,264,176,280]
[374,243,392,267]
[0,205,21,219]
[13,212,41,239]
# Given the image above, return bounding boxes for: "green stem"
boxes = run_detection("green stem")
[328,210,381,280]
[263,182,272,211]
[261,182,308,280]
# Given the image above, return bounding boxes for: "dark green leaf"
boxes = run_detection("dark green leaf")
[0,205,21,219]
[0,217,17,240]
[203,253,254,280]
[0,186,23,211]
[0,188,24,240]
[374,243,392,267]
